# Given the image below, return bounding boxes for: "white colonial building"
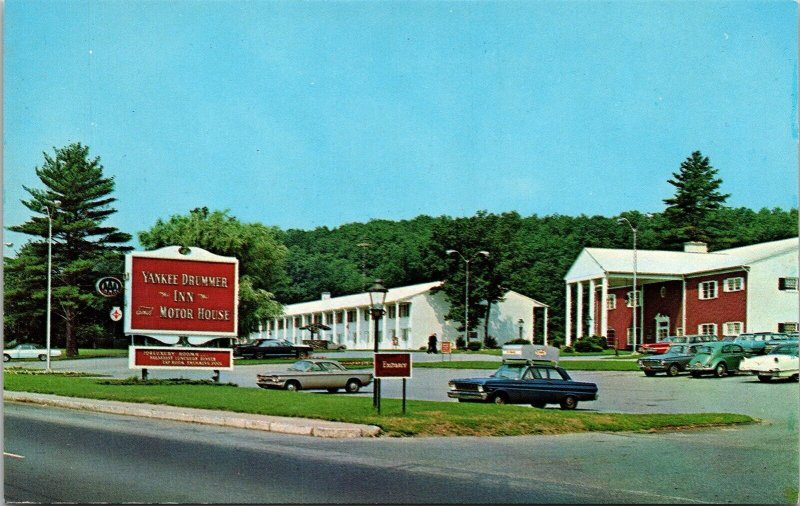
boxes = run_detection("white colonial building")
[259,281,549,350]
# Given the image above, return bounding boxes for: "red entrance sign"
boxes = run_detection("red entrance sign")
[374,353,412,379]
[441,341,452,354]
[129,347,233,370]
[125,247,239,336]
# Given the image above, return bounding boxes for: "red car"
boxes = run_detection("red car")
[638,336,679,354]
[638,335,715,354]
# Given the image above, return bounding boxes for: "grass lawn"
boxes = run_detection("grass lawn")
[4,371,753,437]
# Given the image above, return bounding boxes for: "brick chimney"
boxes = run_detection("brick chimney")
[683,241,708,253]
[321,292,331,300]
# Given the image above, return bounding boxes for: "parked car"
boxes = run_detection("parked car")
[447,361,598,410]
[256,359,373,392]
[732,333,781,355]
[233,339,312,359]
[739,343,799,382]
[637,344,702,376]
[637,336,680,355]
[687,342,747,377]
[762,334,798,354]
[3,343,62,362]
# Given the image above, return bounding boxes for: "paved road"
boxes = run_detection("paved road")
[4,401,796,504]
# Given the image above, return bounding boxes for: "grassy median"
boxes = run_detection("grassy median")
[4,371,753,437]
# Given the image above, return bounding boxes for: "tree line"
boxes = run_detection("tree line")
[4,145,797,354]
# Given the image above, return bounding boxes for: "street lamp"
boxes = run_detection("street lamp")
[44,202,60,372]
[446,249,489,346]
[518,318,524,340]
[367,279,388,410]
[618,217,638,352]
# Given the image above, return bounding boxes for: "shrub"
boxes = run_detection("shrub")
[483,335,499,349]
[466,341,483,351]
[562,346,575,353]
[549,336,565,348]
[506,338,531,345]
[573,335,608,352]
[455,337,466,349]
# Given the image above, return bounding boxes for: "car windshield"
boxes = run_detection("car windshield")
[669,345,685,354]
[696,345,716,354]
[288,360,314,372]
[319,362,346,372]
[771,345,799,356]
[491,364,525,380]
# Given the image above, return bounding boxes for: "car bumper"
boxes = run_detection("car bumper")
[447,391,489,401]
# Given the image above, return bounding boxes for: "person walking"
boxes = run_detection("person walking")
[427,333,438,354]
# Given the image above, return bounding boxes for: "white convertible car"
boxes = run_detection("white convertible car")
[3,343,62,362]
[739,343,799,382]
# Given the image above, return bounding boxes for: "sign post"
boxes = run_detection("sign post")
[374,352,412,414]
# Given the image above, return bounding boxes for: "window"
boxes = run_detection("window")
[277,319,285,330]
[606,294,616,310]
[698,323,718,337]
[313,314,322,324]
[779,277,798,291]
[675,327,684,337]
[778,322,798,333]
[347,310,356,323]
[698,281,718,300]
[723,277,745,292]
[398,303,411,318]
[660,286,667,298]
[363,309,371,321]
[723,321,743,336]
[626,290,641,308]
[387,305,396,319]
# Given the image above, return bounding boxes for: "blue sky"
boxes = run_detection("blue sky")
[4,0,798,250]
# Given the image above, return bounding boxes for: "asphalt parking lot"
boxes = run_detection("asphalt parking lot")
[11,354,799,423]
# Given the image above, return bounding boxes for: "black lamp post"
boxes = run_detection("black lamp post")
[518,318,524,340]
[368,279,388,410]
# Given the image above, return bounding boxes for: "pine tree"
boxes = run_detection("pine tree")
[662,151,729,247]
[6,143,132,356]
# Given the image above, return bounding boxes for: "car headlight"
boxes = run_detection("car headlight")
[659,360,666,366]
[448,382,456,390]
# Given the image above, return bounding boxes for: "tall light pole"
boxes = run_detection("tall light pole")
[44,203,59,372]
[446,249,489,346]
[618,217,638,352]
[368,279,387,410]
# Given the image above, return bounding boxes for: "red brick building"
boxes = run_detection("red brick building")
[563,238,798,349]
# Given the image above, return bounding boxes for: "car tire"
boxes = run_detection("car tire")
[297,351,309,359]
[531,401,546,409]
[38,354,47,361]
[666,364,680,377]
[3,354,10,362]
[644,370,657,377]
[255,352,264,360]
[326,388,339,393]
[284,381,301,391]
[757,375,772,382]
[559,395,578,410]
[793,374,799,382]
[492,393,508,405]
[345,379,361,393]
[714,362,727,378]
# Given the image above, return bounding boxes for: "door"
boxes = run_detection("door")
[655,314,670,342]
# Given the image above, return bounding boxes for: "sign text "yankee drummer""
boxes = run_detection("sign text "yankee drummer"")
[140,271,229,288]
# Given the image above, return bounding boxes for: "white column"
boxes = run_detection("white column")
[356,307,362,346]
[588,279,596,336]
[576,282,584,339]
[381,307,387,347]
[543,307,549,345]
[601,276,609,338]
[565,283,573,346]
[368,308,374,346]
[394,302,401,347]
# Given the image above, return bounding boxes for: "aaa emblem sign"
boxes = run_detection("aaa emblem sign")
[125,247,239,336]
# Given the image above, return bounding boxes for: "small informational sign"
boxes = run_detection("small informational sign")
[96,276,123,297]
[125,246,239,336]
[441,341,452,354]
[129,346,234,371]
[502,344,559,363]
[110,306,123,322]
[374,352,412,379]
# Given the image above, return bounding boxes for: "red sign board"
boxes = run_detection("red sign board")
[441,341,452,354]
[125,247,239,336]
[129,346,233,370]
[374,353,412,379]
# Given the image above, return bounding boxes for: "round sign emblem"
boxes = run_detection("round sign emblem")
[110,306,123,322]
[96,277,123,297]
